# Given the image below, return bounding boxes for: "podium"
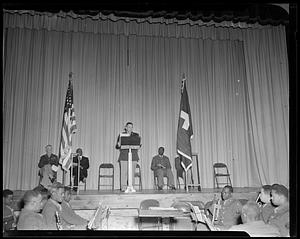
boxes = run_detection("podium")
[120,145,140,193]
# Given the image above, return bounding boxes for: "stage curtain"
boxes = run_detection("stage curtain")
[3,11,289,190]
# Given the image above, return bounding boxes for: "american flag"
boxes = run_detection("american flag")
[176,77,193,171]
[59,79,77,171]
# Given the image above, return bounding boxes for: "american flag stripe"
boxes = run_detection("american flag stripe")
[59,79,77,171]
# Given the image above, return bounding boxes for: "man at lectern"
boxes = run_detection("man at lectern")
[115,122,141,191]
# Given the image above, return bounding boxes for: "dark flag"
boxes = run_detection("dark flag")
[59,77,77,171]
[176,77,193,171]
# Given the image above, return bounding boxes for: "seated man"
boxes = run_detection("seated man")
[3,189,16,231]
[205,185,242,229]
[17,190,47,230]
[151,147,176,190]
[257,184,276,223]
[38,144,59,187]
[42,182,72,230]
[71,148,89,191]
[60,186,88,229]
[268,184,289,237]
[228,201,280,237]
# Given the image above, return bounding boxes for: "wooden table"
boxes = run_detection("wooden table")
[138,209,190,230]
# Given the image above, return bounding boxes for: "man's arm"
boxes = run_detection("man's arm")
[38,156,46,168]
[151,157,158,171]
[165,156,172,169]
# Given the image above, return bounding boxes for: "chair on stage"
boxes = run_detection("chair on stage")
[98,163,114,191]
[213,162,232,189]
[138,199,160,230]
[153,172,170,190]
[133,164,142,191]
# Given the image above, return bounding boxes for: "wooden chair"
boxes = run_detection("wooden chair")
[213,163,232,189]
[98,163,114,191]
[139,199,160,230]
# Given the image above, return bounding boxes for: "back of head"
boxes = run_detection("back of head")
[271,184,289,199]
[242,201,260,223]
[23,190,41,205]
[3,189,13,198]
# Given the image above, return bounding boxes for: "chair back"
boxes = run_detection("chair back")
[99,163,114,169]
[213,163,227,168]
[140,199,160,210]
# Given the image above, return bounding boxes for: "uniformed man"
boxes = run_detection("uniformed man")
[206,185,242,229]
[268,184,289,237]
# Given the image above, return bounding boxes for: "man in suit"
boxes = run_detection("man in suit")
[71,148,89,191]
[115,122,141,192]
[38,144,59,186]
[151,147,176,190]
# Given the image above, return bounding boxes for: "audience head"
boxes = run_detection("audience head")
[45,144,53,155]
[271,184,289,206]
[241,201,260,223]
[63,186,72,202]
[158,147,165,155]
[76,148,83,156]
[3,189,14,206]
[221,185,233,201]
[33,187,50,209]
[23,190,44,212]
[48,182,65,203]
[125,122,133,133]
[259,185,272,204]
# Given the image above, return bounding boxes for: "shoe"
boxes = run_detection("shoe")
[171,186,176,190]
[157,186,163,190]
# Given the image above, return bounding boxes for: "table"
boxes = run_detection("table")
[138,209,190,230]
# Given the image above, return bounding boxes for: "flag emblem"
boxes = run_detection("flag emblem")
[176,77,193,171]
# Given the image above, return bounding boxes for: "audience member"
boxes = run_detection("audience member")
[228,201,280,237]
[38,144,59,188]
[60,186,88,229]
[17,190,47,230]
[206,185,242,229]
[151,147,176,190]
[257,184,275,223]
[42,182,72,230]
[71,148,89,191]
[3,189,16,231]
[268,184,289,237]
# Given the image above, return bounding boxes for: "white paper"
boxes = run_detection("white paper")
[51,165,58,172]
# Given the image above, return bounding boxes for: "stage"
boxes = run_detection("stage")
[12,187,259,230]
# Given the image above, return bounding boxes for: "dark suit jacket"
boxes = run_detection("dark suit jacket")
[72,156,89,178]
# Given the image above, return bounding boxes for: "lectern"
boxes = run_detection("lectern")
[120,133,141,193]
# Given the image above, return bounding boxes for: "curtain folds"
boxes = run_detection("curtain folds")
[3,11,289,190]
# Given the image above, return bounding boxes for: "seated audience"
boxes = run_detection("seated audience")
[151,147,176,190]
[268,184,289,237]
[17,190,47,230]
[42,182,72,230]
[61,186,88,229]
[228,201,280,237]
[257,184,275,223]
[3,189,16,231]
[71,148,89,191]
[205,185,242,229]
[38,144,59,188]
